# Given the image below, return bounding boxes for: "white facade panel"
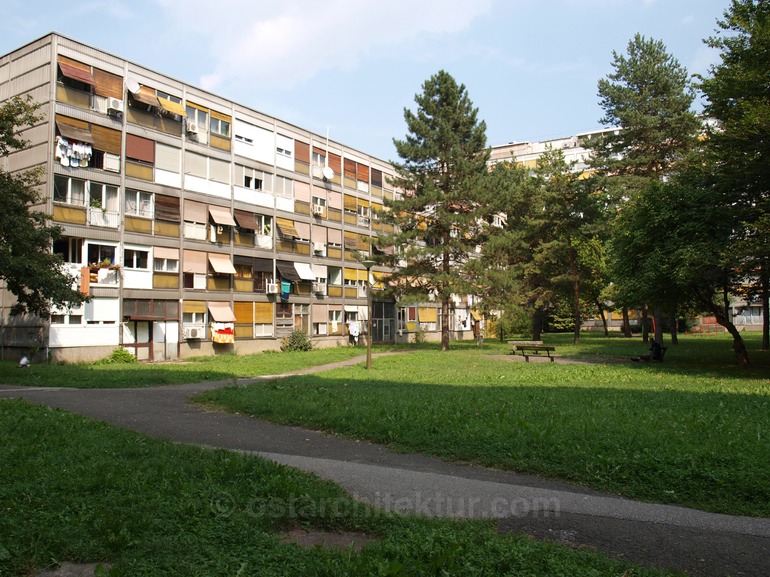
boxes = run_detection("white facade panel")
[155,168,182,188]
[49,325,119,348]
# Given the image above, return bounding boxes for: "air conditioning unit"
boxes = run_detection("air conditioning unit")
[186,122,198,134]
[266,282,278,294]
[107,98,124,113]
[313,242,326,255]
[312,204,324,216]
[183,326,204,340]
[312,282,325,294]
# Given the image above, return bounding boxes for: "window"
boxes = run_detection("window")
[183,273,207,290]
[328,266,342,286]
[154,258,179,273]
[125,190,154,218]
[235,264,253,279]
[235,134,254,145]
[124,249,149,270]
[312,151,326,167]
[244,175,263,190]
[54,175,86,206]
[273,175,293,198]
[53,238,83,264]
[186,106,208,131]
[210,117,230,137]
[276,146,292,158]
[255,214,272,236]
[87,243,116,267]
[183,311,206,324]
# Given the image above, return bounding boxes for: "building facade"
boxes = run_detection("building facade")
[0,33,415,362]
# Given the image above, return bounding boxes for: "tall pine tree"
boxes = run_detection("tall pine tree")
[586,34,700,345]
[381,71,490,350]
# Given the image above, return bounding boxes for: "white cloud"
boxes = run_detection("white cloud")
[158,0,494,92]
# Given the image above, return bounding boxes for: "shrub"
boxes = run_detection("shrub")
[96,347,138,364]
[280,331,313,352]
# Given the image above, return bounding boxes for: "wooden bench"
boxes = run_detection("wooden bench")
[510,343,556,362]
[508,340,543,354]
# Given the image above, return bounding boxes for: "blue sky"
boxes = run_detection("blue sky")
[1,0,729,161]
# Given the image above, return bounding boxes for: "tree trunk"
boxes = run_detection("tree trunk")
[670,301,679,345]
[762,265,769,351]
[533,306,544,341]
[568,239,581,345]
[642,306,649,343]
[622,307,632,338]
[701,285,750,366]
[596,299,609,337]
[654,306,664,345]
[441,296,450,351]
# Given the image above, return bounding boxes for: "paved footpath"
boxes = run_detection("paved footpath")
[2,353,769,577]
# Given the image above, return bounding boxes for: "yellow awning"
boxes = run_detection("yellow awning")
[158,97,187,117]
[276,217,299,238]
[470,309,482,321]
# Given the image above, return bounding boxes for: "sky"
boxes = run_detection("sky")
[0,0,731,162]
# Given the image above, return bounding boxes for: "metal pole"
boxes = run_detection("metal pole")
[361,259,375,370]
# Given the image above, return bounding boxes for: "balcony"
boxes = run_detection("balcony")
[87,207,119,228]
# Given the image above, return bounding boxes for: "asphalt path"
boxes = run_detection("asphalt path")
[2,353,769,577]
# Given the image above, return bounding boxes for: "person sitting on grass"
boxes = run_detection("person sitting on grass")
[632,338,664,362]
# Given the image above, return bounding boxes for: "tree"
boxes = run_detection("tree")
[0,96,87,318]
[474,149,605,344]
[587,34,701,345]
[381,71,491,351]
[698,0,770,350]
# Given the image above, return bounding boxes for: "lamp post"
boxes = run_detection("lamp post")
[361,259,375,370]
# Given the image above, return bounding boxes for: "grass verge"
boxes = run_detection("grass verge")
[0,346,382,389]
[0,399,675,577]
[195,333,770,517]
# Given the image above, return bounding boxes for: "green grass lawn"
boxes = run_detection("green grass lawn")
[0,400,676,577]
[195,333,770,517]
[0,346,380,389]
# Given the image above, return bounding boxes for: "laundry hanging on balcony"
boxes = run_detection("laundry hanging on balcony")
[210,322,234,344]
[54,135,92,167]
[280,280,292,301]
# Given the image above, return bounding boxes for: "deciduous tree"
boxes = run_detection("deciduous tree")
[0,96,87,318]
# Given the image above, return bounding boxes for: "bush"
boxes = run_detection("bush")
[280,331,313,352]
[96,347,138,364]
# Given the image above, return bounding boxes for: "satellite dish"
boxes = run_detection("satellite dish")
[322,166,334,180]
[126,78,141,94]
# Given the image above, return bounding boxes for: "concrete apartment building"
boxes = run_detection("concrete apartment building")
[0,33,441,362]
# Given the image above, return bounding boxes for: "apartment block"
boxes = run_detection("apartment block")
[0,33,410,362]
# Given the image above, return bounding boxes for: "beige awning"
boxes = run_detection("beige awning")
[153,246,179,260]
[56,122,94,144]
[294,262,316,281]
[158,97,187,117]
[208,253,236,275]
[207,301,236,322]
[209,205,237,227]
